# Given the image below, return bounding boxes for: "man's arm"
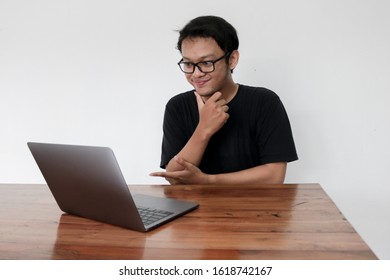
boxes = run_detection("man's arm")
[165,91,229,173]
[151,156,287,184]
[210,162,287,184]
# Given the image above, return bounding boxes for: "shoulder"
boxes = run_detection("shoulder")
[164,90,198,121]
[239,84,279,99]
[236,85,281,107]
[166,90,195,108]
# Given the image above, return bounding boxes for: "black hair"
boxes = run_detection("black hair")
[177,16,239,54]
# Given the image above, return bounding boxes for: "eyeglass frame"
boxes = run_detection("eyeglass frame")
[177,52,232,74]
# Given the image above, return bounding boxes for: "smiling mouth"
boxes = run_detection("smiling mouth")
[194,79,209,87]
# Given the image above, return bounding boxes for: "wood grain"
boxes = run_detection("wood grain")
[0,184,377,259]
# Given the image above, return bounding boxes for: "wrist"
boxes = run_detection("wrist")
[206,174,217,184]
[194,125,213,142]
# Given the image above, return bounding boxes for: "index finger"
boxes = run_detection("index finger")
[149,171,179,179]
[208,91,223,102]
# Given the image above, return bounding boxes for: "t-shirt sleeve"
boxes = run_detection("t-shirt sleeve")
[256,93,298,164]
[160,98,189,169]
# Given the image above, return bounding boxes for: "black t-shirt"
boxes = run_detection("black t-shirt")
[160,84,298,174]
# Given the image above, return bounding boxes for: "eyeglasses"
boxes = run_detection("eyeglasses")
[177,52,231,74]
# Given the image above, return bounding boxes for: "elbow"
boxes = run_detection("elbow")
[268,176,285,184]
[264,162,287,184]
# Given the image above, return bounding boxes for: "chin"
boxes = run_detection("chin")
[195,88,216,97]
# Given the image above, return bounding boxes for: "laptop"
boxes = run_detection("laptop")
[27,142,199,232]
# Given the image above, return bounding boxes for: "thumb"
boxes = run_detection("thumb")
[208,91,222,102]
[194,92,205,109]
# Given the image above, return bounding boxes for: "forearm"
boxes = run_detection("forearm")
[208,162,287,185]
[166,128,210,172]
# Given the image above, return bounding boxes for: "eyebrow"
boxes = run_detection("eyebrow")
[182,54,217,62]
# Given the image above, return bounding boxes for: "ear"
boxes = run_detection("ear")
[229,50,240,72]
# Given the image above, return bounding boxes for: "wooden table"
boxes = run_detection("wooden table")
[0,183,377,260]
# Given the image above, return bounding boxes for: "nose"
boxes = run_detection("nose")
[192,65,206,77]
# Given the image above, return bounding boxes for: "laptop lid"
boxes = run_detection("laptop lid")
[27,142,198,232]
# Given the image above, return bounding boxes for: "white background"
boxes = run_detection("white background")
[1,0,389,259]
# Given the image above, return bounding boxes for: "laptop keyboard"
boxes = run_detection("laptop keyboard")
[137,206,174,226]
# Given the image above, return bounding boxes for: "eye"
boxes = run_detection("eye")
[181,62,193,67]
[199,61,214,67]
[180,62,194,71]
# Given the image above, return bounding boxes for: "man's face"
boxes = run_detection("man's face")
[180,37,232,98]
